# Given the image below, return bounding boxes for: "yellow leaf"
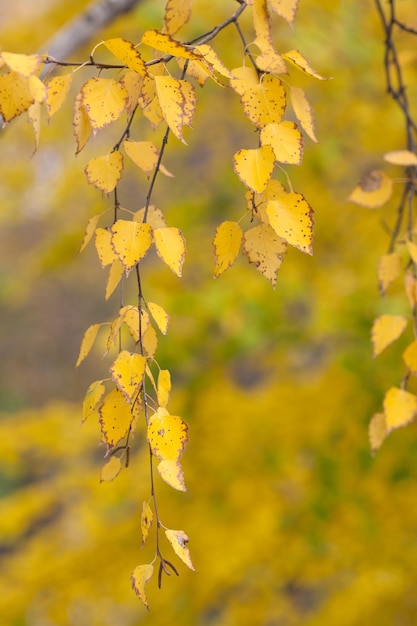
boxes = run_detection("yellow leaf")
[28,101,41,150]
[131,564,153,611]
[143,325,158,357]
[99,388,133,446]
[371,315,408,357]
[135,205,167,229]
[141,29,201,60]
[28,75,47,104]
[243,223,287,287]
[95,228,117,267]
[194,44,234,79]
[105,259,124,300]
[165,529,195,571]
[123,140,172,178]
[80,77,127,130]
[110,220,153,271]
[289,86,317,142]
[260,121,303,164]
[147,409,188,462]
[269,0,300,26]
[349,170,393,208]
[157,369,171,408]
[405,272,417,308]
[1,52,42,77]
[141,501,153,548]
[163,0,192,35]
[213,221,243,277]
[154,75,196,143]
[384,150,417,166]
[103,38,148,75]
[80,214,101,253]
[230,66,259,96]
[158,460,186,491]
[73,91,92,153]
[233,146,275,193]
[240,75,286,129]
[100,456,122,482]
[85,152,124,194]
[403,341,417,374]
[118,305,150,342]
[46,74,73,118]
[283,49,328,80]
[407,240,417,264]
[0,72,34,122]
[154,227,186,276]
[251,0,287,74]
[266,192,314,254]
[369,413,387,453]
[76,323,102,366]
[148,302,170,334]
[377,252,402,295]
[384,387,417,432]
[119,71,142,116]
[82,380,105,422]
[110,350,146,402]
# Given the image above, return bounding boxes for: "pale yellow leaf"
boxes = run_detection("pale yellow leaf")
[243,223,287,287]
[103,38,148,75]
[148,302,170,334]
[80,214,101,253]
[46,74,73,118]
[369,413,387,453]
[1,52,42,77]
[73,91,92,153]
[158,459,186,491]
[377,252,402,295]
[405,272,417,308]
[28,76,47,104]
[251,0,287,74]
[110,220,153,270]
[134,206,167,229]
[384,386,417,432]
[403,341,417,374]
[233,146,275,193]
[143,324,158,357]
[119,71,142,116]
[407,240,417,264]
[141,501,153,548]
[383,150,417,166]
[99,388,133,446]
[240,75,286,129]
[283,50,328,80]
[289,86,317,142]
[80,77,127,130]
[76,323,102,366]
[269,0,300,26]
[110,350,146,402]
[118,305,150,342]
[266,192,314,254]
[28,101,41,150]
[82,380,105,422]
[0,72,33,122]
[95,228,117,267]
[157,369,171,408]
[141,29,201,60]
[371,314,408,357]
[194,44,234,79]
[147,409,188,462]
[154,227,186,276]
[85,151,124,194]
[349,170,393,208]
[123,140,172,177]
[165,529,195,571]
[213,221,243,277]
[131,564,153,611]
[260,121,303,164]
[163,0,192,35]
[154,75,196,143]
[105,259,124,300]
[230,66,259,96]
[100,456,122,482]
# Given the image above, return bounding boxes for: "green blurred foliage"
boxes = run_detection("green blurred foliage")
[1,0,417,624]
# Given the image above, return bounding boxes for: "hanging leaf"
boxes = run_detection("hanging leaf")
[163,0,193,35]
[73,91,92,153]
[157,369,171,408]
[143,324,158,357]
[118,305,150,342]
[28,75,47,104]
[251,0,287,74]
[266,192,314,254]
[95,228,117,267]
[148,302,170,334]
[383,150,417,166]
[289,86,317,142]
[110,220,153,270]
[157,460,186,491]
[213,221,243,277]
[147,408,189,463]
[233,146,275,193]
[371,315,408,357]
[134,205,167,229]
[28,101,41,151]
[194,44,234,80]
[141,501,153,548]
[369,412,387,453]
[240,75,286,129]
[131,564,153,611]
[403,341,417,374]
[141,29,201,60]
[119,71,142,115]
[100,456,122,482]
[384,387,417,432]
[260,121,303,164]
[154,227,186,276]
[76,323,103,366]
[80,214,101,253]
[377,252,402,295]
[165,529,195,571]
[85,152,124,194]
[405,272,417,308]
[230,66,259,96]
[99,388,133,446]
[82,380,105,422]
[154,75,196,143]
[105,259,125,300]
[406,240,417,265]
[243,223,287,287]
[110,350,146,403]
[282,49,328,79]
[46,74,73,118]
[269,0,300,27]
[103,38,148,75]
[80,77,127,130]
[123,140,173,177]
[1,52,42,77]
[349,170,393,208]
[0,72,34,122]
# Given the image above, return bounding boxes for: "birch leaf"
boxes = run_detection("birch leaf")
[260,121,303,164]
[131,564,153,611]
[110,350,146,403]
[0,72,34,122]
[165,529,195,571]
[80,77,127,130]
[269,0,300,27]
[95,228,117,267]
[349,170,393,208]
[251,0,287,74]
[233,146,275,193]
[194,44,234,79]
[100,456,122,482]
[283,50,328,79]
[369,413,387,453]
[141,502,153,548]
[157,369,171,408]
[378,252,402,295]
[383,150,417,166]
[384,387,417,432]
[230,66,259,96]
[82,380,105,422]
[110,220,153,271]
[158,460,186,491]
[213,221,243,277]
[105,259,125,300]
[240,75,286,129]
[141,29,200,60]
[405,272,417,308]
[46,74,73,118]
[123,140,172,177]
[135,205,167,229]
[85,152,124,194]
[143,325,158,357]
[154,76,196,143]
[289,86,317,142]
[76,323,102,366]
[243,223,287,287]
[163,0,193,35]
[103,38,148,75]
[406,240,417,264]
[80,214,101,253]
[148,302,170,334]
[1,52,42,77]
[371,315,408,357]
[154,227,186,276]
[73,91,92,153]
[99,388,133,446]
[403,341,417,374]
[147,409,189,463]
[266,193,314,254]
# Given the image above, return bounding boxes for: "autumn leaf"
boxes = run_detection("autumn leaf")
[383,150,417,166]
[240,75,286,129]
[233,146,275,193]
[147,409,189,463]
[371,315,408,357]
[95,228,117,267]
[134,205,167,229]
[100,456,122,482]
[131,564,153,610]
[154,227,186,276]
[251,0,287,74]
[85,152,124,194]
[141,501,153,548]
[1,52,42,77]
[141,29,201,60]
[79,214,101,253]
[266,192,314,254]
[157,459,186,491]
[377,252,402,295]
[103,38,148,75]
[230,66,259,96]
[165,529,195,571]
[110,350,146,403]
[76,323,103,366]
[405,272,417,308]
[260,121,303,164]
[80,77,127,130]
[369,412,387,453]
[143,325,158,357]
[0,72,34,122]
[289,86,317,142]
[406,240,417,265]
[110,220,153,271]
[148,302,170,334]
[163,0,192,35]
[82,380,105,422]
[194,44,234,80]
[154,76,196,143]
[213,221,243,277]
[269,0,300,27]
[283,49,328,79]
[46,74,73,118]
[243,223,287,287]
[123,140,172,177]
[403,341,417,374]
[157,369,171,408]
[73,91,92,153]
[99,388,133,446]
[105,259,125,300]
[384,387,417,432]
[349,170,393,208]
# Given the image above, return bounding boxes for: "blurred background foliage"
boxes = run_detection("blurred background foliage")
[1,0,417,624]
